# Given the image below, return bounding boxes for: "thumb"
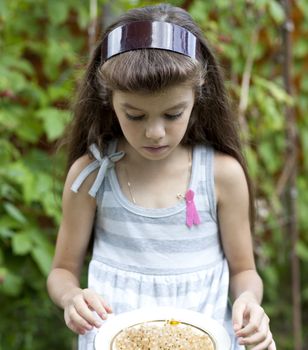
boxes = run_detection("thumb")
[232,298,246,332]
[269,340,276,350]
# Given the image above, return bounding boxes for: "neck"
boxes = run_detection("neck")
[119,139,188,169]
[118,139,192,207]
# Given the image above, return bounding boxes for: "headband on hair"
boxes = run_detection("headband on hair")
[101,21,201,62]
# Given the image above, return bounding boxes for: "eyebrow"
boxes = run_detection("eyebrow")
[121,101,189,111]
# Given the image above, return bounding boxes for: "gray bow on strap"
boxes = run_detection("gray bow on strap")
[71,144,124,198]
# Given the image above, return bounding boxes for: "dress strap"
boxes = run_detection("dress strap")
[204,146,217,221]
[71,143,125,198]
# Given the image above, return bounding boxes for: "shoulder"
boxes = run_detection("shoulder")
[213,151,248,204]
[214,151,246,185]
[65,154,98,195]
[68,154,94,178]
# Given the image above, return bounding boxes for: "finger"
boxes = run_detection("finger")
[83,290,112,320]
[98,295,113,315]
[232,300,246,332]
[67,322,87,335]
[73,295,103,328]
[65,307,94,334]
[101,297,113,314]
[238,321,269,346]
[236,305,267,337]
[238,331,264,346]
[250,332,273,350]
[268,339,276,350]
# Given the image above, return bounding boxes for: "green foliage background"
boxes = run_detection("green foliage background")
[0,0,307,349]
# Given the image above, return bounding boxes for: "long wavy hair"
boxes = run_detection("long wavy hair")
[60,3,255,226]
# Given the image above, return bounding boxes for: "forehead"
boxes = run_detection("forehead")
[112,83,195,110]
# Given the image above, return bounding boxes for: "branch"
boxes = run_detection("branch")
[181,0,195,11]
[281,0,302,349]
[238,26,260,141]
[275,152,296,197]
[88,0,98,56]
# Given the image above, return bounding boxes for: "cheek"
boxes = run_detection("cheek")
[118,119,138,138]
[116,116,129,130]
[173,116,191,133]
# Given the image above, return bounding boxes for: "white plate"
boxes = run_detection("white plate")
[94,307,231,350]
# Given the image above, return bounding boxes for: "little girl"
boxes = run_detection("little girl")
[47,4,275,350]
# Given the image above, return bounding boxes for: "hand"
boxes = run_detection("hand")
[232,292,276,350]
[62,288,112,335]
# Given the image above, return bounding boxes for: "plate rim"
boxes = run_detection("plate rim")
[94,307,231,350]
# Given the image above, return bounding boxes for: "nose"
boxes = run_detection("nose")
[145,119,166,140]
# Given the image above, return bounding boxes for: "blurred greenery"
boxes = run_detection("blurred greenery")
[0,0,307,349]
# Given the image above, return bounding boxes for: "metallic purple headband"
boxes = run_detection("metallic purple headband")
[101,21,201,62]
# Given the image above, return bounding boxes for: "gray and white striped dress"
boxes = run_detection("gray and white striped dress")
[72,139,244,350]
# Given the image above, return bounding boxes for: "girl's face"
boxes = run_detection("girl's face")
[112,83,195,161]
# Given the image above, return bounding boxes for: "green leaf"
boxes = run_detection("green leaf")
[0,1,9,20]
[0,267,7,284]
[254,76,294,105]
[0,139,19,164]
[3,202,27,224]
[296,241,308,262]
[48,80,74,102]
[0,226,14,239]
[12,233,32,255]
[302,286,308,302]
[298,0,308,17]
[258,141,281,174]
[268,1,285,23]
[0,68,28,92]
[244,147,258,178]
[36,108,70,141]
[300,128,308,171]
[76,5,90,29]
[15,116,43,143]
[0,248,3,264]
[0,269,23,296]
[261,265,279,288]
[294,38,308,59]
[31,246,53,276]
[47,1,70,25]
[0,54,34,76]
[0,105,23,131]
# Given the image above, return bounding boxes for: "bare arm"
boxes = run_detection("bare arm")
[215,153,275,350]
[47,155,111,334]
[215,154,262,302]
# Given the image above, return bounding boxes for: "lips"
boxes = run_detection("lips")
[144,145,167,149]
[143,145,169,153]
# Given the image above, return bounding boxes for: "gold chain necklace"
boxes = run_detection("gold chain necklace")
[125,168,137,204]
[124,148,192,205]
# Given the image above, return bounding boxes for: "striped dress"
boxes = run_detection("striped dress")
[71,139,244,350]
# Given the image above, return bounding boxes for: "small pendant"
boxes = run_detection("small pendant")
[185,189,201,227]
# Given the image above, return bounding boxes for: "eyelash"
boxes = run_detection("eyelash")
[165,112,183,120]
[126,114,144,121]
[125,112,183,121]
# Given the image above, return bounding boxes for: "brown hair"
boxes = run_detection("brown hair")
[61,3,255,226]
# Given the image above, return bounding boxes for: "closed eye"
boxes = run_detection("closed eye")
[125,112,183,121]
[125,114,145,121]
[164,112,183,120]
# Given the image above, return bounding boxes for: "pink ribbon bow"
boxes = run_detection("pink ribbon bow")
[185,189,201,227]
